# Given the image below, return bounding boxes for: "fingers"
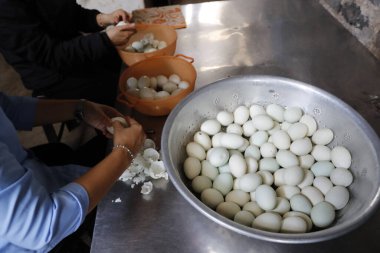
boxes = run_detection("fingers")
[117,23,136,31]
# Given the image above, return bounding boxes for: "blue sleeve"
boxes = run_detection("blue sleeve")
[0,92,37,130]
[0,143,89,251]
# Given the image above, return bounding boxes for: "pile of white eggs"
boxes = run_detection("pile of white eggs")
[125,33,167,53]
[183,103,353,233]
[126,74,190,100]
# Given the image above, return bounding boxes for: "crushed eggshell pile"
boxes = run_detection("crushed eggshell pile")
[118,138,168,195]
[126,74,190,100]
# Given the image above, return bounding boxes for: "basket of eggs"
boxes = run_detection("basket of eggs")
[117,54,197,116]
[117,24,177,66]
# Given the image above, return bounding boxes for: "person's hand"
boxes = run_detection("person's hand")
[106,23,136,46]
[112,116,146,156]
[81,101,123,136]
[97,9,131,27]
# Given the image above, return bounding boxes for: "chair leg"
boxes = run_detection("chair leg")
[42,123,65,143]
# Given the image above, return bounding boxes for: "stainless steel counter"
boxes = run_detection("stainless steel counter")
[91,0,380,252]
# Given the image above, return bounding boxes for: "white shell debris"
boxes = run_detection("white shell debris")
[112,197,122,203]
[141,181,154,195]
[118,138,168,195]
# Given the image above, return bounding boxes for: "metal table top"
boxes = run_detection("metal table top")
[91,0,380,252]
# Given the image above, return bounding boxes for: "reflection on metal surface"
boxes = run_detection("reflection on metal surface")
[198,2,223,25]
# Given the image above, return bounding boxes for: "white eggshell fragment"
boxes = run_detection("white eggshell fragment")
[252,212,282,232]
[331,146,352,169]
[310,201,336,228]
[143,148,160,161]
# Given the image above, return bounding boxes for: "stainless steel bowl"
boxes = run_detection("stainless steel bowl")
[161,75,380,243]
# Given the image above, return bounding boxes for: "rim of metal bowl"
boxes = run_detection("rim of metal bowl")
[161,75,380,244]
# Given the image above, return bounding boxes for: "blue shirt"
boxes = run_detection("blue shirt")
[0,93,90,252]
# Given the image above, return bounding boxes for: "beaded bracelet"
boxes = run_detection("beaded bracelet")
[113,144,135,161]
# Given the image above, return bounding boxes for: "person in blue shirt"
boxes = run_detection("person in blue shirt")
[0,92,145,252]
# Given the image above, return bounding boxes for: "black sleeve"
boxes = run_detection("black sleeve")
[0,0,114,73]
[74,4,103,33]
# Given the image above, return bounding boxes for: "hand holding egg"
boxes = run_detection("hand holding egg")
[107,117,129,134]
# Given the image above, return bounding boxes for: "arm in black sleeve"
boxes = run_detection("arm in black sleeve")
[0,1,115,74]
[74,4,103,33]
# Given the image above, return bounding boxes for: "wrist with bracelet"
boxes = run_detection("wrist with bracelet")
[113,144,135,161]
